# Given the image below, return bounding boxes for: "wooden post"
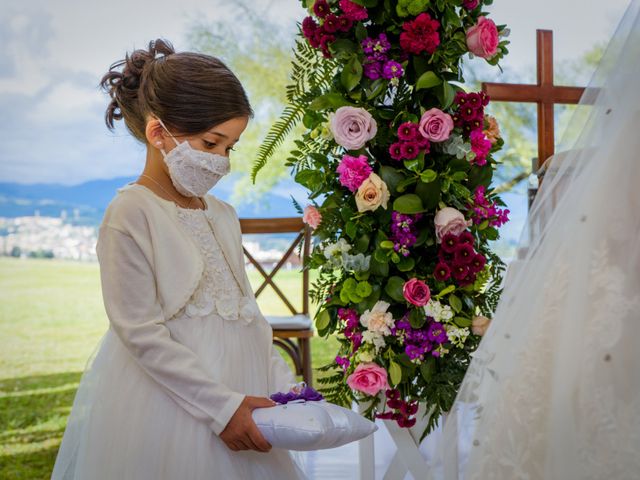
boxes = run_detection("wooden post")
[482,30,586,170]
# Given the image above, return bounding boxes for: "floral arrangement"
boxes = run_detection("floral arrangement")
[254,0,510,438]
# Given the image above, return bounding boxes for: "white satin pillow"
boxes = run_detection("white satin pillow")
[252,401,377,451]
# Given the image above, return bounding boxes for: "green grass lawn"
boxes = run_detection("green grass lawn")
[0,257,338,479]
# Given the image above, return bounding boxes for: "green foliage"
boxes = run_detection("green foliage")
[260,0,511,439]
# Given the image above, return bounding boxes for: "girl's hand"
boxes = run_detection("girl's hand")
[219,396,275,453]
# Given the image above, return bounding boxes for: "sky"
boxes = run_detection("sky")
[0,0,631,186]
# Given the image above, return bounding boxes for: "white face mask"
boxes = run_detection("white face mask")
[157,118,231,197]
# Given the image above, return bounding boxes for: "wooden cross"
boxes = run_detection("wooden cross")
[482,30,586,171]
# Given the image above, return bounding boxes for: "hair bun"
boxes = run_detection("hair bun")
[100,39,175,130]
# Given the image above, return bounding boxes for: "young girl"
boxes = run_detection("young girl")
[51,39,305,479]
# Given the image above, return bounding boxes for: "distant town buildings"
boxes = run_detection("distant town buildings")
[0,214,301,268]
[0,214,98,261]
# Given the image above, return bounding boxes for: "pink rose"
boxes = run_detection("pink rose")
[346,362,389,396]
[336,154,373,192]
[434,207,472,242]
[418,108,454,143]
[329,106,378,150]
[466,16,499,59]
[303,205,322,229]
[403,278,431,307]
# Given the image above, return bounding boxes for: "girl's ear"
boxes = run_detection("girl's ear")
[145,117,166,150]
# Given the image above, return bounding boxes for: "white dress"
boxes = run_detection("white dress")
[51,205,305,479]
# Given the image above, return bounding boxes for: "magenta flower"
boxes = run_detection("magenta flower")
[458,231,475,245]
[337,15,353,32]
[339,0,368,21]
[470,129,492,166]
[399,13,440,55]
[463,0,479,9]
[363,60,383,80]
[470,253,487,273]
[323,13,340,33]
[433,262,451,282]
[313,0,331,18]
[389,142,404,161]
[336,154,372,192]
[454,243,475,265]
[427,322,448,344]
[382,60,404,80]
[397,122,419,141]
[302,17,319,39]
[441,232,459,253]
[400,141,420,160]
[453,264,470,281]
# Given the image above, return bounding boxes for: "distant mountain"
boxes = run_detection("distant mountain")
[0,175,304,224]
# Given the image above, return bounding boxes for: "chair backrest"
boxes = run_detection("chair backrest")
[239,217,311,316]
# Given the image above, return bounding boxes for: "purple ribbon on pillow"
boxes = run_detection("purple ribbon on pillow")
[270,386,324,404]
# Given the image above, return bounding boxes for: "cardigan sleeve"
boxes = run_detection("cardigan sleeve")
[96,223,245,435]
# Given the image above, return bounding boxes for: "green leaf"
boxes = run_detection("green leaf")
[454,316,472,327]
[485,227,499,241]
[449,294,463,313]
[380,240,395,249]
[420,169,438,183]
[389,360,403,386]
[397,256,415,272]
[409,308,426,329]
[420,357,436,382]
[369,257,389,277]
[345,221,357,240]
[329,39,358,56]
[294,169,323,189]
[396,176,418,193]
[355,22,368,42]
[435,285,456,298]
[341,56,363,92]
[366,79,387,100]
[415,179,441,210]
[309,93,353,111]
[393,194,424,214]
[415,71,441,90]
[374,249,389,263]
[316,309,330,331]
[440,82,456,109]
[385,276,406,302]
[379,165,406,194]
[355,233,370,252]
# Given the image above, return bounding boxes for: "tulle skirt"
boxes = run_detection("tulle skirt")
[51,313,306,480]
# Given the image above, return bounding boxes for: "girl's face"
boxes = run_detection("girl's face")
[150,116,249,158]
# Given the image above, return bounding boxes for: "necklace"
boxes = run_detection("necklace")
[140,174,200,209]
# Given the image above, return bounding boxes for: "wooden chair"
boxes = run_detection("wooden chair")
[239,217,314,386]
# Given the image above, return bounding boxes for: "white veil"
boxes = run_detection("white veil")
[441,1,640,478]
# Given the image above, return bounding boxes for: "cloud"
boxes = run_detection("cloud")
[0,0,630,186]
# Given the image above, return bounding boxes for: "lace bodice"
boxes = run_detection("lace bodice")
[171,206,260,324]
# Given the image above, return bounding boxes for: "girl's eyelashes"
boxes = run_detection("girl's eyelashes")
[203,140,236,153]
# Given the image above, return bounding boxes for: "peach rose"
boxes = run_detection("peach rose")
[483,115,501,144]
[434,207,472,242]
[472,315,491,336]
[346,362,389,396]
[360,300,395,335]
[303,205,322,229]
[355,173,390,213]
[466,16,499,59]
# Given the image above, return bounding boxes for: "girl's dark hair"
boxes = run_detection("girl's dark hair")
[100,38,253,143]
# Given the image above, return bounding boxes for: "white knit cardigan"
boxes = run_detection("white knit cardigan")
[96,182,272,435]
